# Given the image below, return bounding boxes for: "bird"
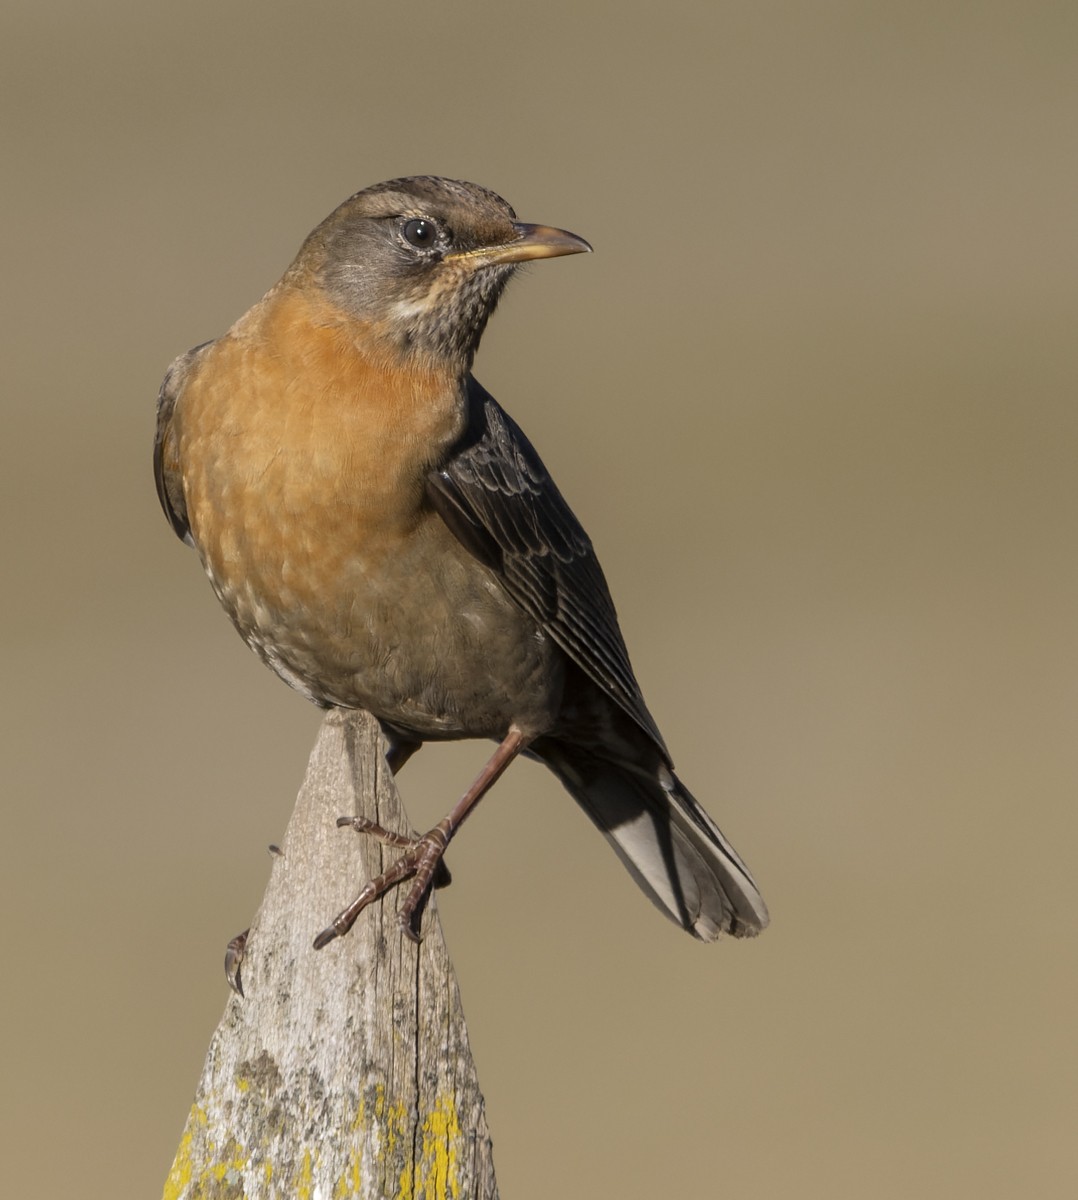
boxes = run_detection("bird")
[154,175,769,960]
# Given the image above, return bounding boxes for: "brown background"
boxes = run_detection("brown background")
[3,3,1076,1196]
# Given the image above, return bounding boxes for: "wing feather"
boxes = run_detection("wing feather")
[428,377,668,757]
[153,343,213,546]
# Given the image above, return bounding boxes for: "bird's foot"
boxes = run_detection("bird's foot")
[224,845,282,995]
[313,818,451,949]
[314,728,529,949]
[333,816,453,887]
[224,928,249,996]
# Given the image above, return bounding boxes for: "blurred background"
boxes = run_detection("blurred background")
[3,2,1076,1196]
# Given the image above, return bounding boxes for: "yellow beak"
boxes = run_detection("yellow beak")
[450,222,592,266]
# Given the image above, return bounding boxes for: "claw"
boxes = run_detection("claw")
[312,920,342,950]
[312,877,382,948]
[225,929,249,995]
[312,926,336,950]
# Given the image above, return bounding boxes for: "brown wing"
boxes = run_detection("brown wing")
[153,343,212,546]
[427,376,669,759]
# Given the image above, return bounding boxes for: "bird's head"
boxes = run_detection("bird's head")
[291,176,591,370]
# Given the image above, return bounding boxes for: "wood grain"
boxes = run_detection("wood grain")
[162,708,498,1200]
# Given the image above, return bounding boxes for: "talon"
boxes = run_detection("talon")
[313,879,381,950]
[399,869,438,941]
[225,929,249,996]
[312,924,339,950]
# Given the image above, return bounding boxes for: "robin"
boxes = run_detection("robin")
[155,175,769,964]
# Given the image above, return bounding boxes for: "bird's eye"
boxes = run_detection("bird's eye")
[402,218,437,249]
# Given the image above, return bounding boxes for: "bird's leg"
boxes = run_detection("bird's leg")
[314,726,531,948]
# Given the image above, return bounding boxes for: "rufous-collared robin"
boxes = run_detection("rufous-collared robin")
[155,176,768,965]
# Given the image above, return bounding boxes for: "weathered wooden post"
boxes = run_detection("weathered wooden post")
[162,708,498,1199]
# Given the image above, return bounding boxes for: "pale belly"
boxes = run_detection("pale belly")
[199,509,565,741]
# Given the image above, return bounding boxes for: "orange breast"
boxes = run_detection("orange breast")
[176,284,465,621]
[169,282,563,737]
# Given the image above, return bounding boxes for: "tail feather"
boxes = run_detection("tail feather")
[537,745,769,940]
